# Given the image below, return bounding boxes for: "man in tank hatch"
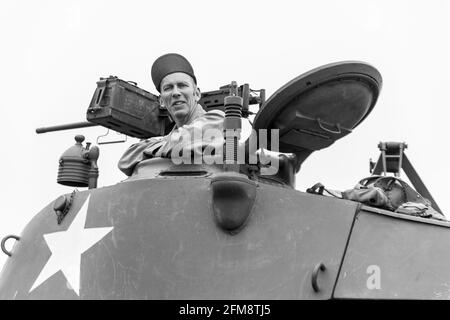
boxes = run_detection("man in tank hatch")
[118,53,225,176]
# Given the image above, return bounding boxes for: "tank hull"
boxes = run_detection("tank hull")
[1,176,449,299]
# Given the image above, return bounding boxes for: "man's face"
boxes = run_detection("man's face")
[160,72,200,126]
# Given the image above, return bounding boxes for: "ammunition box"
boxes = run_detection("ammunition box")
[87,76,172,139]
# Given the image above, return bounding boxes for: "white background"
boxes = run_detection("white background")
[1,0,449,271]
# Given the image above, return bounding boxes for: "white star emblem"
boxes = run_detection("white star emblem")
[29,195,113,296]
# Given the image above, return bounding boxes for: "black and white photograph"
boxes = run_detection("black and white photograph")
[0,0,449,305]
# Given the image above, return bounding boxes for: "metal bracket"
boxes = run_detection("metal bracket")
[370,142,442,214]
[54,190,77,225]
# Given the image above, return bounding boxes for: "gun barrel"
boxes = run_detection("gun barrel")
[36,121,98,134]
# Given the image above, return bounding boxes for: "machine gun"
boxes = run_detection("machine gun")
[36,76,265,140]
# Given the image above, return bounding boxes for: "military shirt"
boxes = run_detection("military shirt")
[118,104,224,176]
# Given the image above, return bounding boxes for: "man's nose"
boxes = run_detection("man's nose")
[171,86,181,97]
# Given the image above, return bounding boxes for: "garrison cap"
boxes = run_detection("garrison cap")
[151,53,197,92]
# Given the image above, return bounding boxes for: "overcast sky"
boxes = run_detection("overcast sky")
[1,0,449,270]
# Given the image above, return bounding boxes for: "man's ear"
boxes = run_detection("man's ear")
[195,86,201,102]
[158,96,164,107]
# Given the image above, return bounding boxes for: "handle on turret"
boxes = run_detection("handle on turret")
[311,262,326,292]
[1,235,20,257]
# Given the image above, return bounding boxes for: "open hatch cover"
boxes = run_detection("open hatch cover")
[253,61,382,153]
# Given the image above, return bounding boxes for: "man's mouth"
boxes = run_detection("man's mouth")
[172,101,186,106]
